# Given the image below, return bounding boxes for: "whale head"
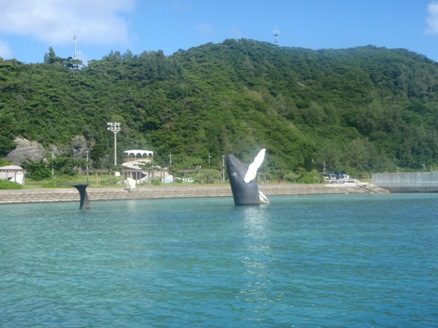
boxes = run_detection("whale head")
[225,154,260,206]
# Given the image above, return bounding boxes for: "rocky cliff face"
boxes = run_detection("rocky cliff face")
[6,136,89,166]
[70,135,89,159]
[6,138,46,165]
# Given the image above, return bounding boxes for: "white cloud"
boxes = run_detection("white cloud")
[0,40,13,59]
[0,0,136,46]
[426,1,438,34]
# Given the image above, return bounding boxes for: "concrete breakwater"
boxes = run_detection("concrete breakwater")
[372,172,438,192]
[0,183,388,205]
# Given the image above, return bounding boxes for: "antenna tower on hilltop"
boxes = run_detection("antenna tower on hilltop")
[73,35,77,60]
[273,26,279,45]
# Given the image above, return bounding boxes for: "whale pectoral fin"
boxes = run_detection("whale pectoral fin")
[259,191,269,204]
[244,148,266,183]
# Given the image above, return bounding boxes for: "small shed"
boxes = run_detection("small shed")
[0,165,26,185]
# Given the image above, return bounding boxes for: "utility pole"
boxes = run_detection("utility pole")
[86,151,89,183]
[222,155,225,181]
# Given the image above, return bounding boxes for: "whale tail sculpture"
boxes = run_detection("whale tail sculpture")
[226,149,268,206]
[71,183,90,210]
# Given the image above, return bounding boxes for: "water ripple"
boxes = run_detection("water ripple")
[1,195,437,327]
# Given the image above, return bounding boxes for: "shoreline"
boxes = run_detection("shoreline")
[0,183,388,205]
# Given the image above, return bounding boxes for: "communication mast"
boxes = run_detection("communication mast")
[73,35,77,60]
[273,26,279,45]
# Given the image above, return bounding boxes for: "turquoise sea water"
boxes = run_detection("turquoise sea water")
[1,194,437,327]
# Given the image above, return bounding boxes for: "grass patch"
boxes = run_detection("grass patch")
[0,180,23,190]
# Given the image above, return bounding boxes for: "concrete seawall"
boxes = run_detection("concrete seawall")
[0,183,387,205]
[372,172,438,192]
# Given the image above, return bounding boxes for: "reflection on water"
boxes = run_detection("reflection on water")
[240,206,273,304]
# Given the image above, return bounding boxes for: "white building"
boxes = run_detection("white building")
[121,149,172,183]
[123,149,154,164]
[0,165,25,185]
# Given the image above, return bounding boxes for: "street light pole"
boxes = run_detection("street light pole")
[107,122,121,166]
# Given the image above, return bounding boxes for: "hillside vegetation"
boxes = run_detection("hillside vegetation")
[2,39,438,179]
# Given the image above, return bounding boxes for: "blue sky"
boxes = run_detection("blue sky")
[1,0,438,64]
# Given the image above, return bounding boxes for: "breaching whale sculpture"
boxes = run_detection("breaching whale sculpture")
[71,183,90,210]
[226,149,269,206]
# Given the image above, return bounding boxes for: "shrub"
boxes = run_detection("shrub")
[193,169,221,184]
[284,171,300,183]
[297,169,324,184]
[22,160,52,181]
[0,179,23,189]
[0,158,11,166]
[151,178,161,185]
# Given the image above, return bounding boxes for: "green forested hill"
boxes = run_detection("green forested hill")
[2,39,438,179]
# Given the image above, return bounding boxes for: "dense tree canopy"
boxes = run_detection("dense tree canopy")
[2,39,438,178]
